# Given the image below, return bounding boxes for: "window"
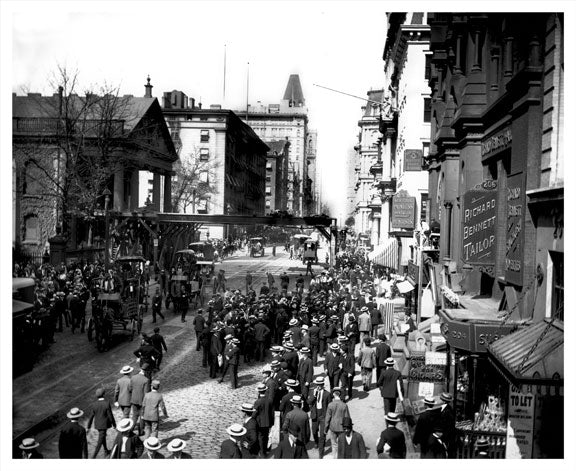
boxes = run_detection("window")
[197,199,208,213]
[266,176,272,182]
[200,148,209,160]
[423,142,430,158]
[423,98,432,123]
[200,130,210,142]
[266,162,273,169]
[266,186,272,195]
[420,193,429,223]
[23,161,43,195]
[24,215,39,242]
[266,200,271,208]
[425,54,432,80]
[550,251,564,321]
[199,171,209,183]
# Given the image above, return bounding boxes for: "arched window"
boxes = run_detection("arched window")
[23,160,43,195]
[24,215,40,242]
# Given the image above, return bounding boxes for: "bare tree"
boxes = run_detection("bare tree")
[171,146,220,213]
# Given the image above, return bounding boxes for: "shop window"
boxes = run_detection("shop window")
[265,200,271,208]
[199,148,209,160]
[200,129,210,142]
[24,215,40,242]
[550,251,564,320]
[197,199,208,213]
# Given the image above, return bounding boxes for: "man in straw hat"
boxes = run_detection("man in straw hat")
[130,365,151,436]
[308,376,331,458]
[166,438,192,459]
[376,412,406,459]
[115,365,133,418]
[18,438,43,459]
[297,346,313,402]
[87,388,116,458]
[219,423,246,459]
[281,395,311,445]
[110,418,143,459]
[325,387,350,459]
[377,357,404,415]
[140,436,164,459]
[438,392,457,458]
[240,403,259,458]
[412,395,441,458]
[253,383,273,457]
[58,407,88,459]
[141,379,168,439]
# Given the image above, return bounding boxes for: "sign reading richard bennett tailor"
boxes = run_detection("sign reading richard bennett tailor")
[461,184,498,266]
[505,172,525,285]
[392,191,416,229]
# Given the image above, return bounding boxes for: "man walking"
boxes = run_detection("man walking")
[324,387,350,459]
[151,287,164,323]
[193,309,205,351]
[110,418,143,459]
[140,437,164,459]
[148,327,168,368]
[87,388,116,458]
[254,316,270,362]
[141,380,168,439]
[281,395,311,446]
[357,306,372,346]
[376,412,406,458]
[245,271,253,295]
[337,417,367,458]
[219,424,246,459]
[253,383,273,457]
[275,424,309,459]
[58,407,88,459]
[374,334,392,381]
[114,365,133,418]
[412,396,441,458]
[377,357,404,415]
[130,366,151,436]
[324,343,341,391]
[220,337,241,389]
[357,337,376,391]
[297,347,313,402]
[308,376,331,458]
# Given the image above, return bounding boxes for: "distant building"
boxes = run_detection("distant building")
[160,90,269,240]
[237,74,317,216]
[264,140,290,213]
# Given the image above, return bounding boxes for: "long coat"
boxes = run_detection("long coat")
[130,373,151,406]
[282,407,311,444]
[324,400,350,433]
[110,432,143,459]
[243,417,260,457]
[219,439,242,459]
[114,375,132,407]
[58,421,88,458]
[307,387,331,421]
[377,368,403,398]
[87,398,116,430]
[324,351,341,376]
[337,431,367,459]
[412,408,441,455]
[297,357,313,385]
[253,395,274,428]
[274,437,309,459]
[141,390,167,422]
[376,427,406,458]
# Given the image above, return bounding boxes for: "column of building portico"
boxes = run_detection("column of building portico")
[113,169,124,211]
[130,170,140,210]
[152,173,161,211]
[163,173,172,212]
[371,212,381,246]
[380,196,391,243]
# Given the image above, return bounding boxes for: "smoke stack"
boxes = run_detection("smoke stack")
[144,75,153,98]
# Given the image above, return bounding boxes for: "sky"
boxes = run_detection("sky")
[7,0,391,225]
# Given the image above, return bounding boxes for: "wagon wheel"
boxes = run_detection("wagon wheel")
[87,317,94,342]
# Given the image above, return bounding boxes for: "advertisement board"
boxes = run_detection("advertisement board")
[505,172,526,285]
[461,182,498,266]
[392,191,416,229]
[404,149,423,172]
[506,385,535,458]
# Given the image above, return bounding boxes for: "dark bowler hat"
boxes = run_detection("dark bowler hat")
[342,417,353,428]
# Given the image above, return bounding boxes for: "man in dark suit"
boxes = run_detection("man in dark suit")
[377,357,404,415]
[308,376,331,458]
[209,327,223,378]
[279,379,299,434]
[140,437,165,459]
[412,396,441,458]
[281,395,311,445]
[324,343,342,390]
[283,342,299,378]
[254,317,270,362]
[166,438,192,459]
[438,392,457,458]
[423,427,448,459]
[58,407,88,459]
[130,367,151,436]
[148,327,168,368]
[87,388,116,458]
[275,423,309,459]
[240,403,260,458]
[252,383,273,457]
[297,347,313,403]
[193,309,205,351]
[339,344,355,400]
[110,418,143,459]
[151,287,164,323]
[374,334,392,381]
[308,318,321,366]
[219,337,240,388]
[19,438,43,459]
[376,412,406,458]
[337,417,367,458]
[220,424,246,458]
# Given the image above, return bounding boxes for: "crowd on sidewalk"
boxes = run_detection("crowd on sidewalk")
[17,247,491,459]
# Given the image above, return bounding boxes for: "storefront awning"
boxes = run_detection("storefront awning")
[487,318,563,386]
[368,238,398,270]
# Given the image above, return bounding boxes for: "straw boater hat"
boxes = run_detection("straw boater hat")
[144,437,162,451]
[330,343,340,351]
[385,412,400,423]
[284,342,294,350]
[167,438,187,452]
[300,347,311,354]
[256,383,268,393]
[226,424,247,437]
[285,379,299,388]
[240,403,255,413]
[117,418,134,432]
[290,395,303,405]
[19,438,40,450]
[67,407,84,419]
[261,364,272,373]
[289,318,298,326]
[424,396,436,407]
[232,338,240,344]
[385,357,395,366]
[271,360,281,369]
[361,306,369,312]
[314,376,326,386]
[120,365,133,375]
[440,392,453,402]
[225,334,234,341]
[301,325,309,331]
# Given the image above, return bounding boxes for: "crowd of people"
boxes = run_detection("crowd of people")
[16,246,492,460]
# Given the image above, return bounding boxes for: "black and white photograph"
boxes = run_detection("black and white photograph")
[2,0,573,465]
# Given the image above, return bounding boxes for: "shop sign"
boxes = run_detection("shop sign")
[505,173,526,285]
[404,149,423,172]
[461,184,498,266]
[392,191,416,229]
[473,324,514,352]
[482,126,512,159]
[506,385,535,458]
[408,353,445,384]
[407,260,419,285]
[440,320,472,351]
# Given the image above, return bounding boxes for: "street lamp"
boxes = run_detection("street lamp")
[103,188,112,269]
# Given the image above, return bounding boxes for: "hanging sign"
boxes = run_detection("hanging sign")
[505,172,526,285]
[506,385,535,458]
[404,149,423,172]
[461,181,498,266]
[392,191,416,229]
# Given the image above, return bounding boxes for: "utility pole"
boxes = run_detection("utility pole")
[245,62,249,121]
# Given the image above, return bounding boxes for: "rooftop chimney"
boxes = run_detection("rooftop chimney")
[144,75,153,98]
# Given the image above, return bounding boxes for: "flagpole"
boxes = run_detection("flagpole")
[246,62,249,121]
[223,44,227,105]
